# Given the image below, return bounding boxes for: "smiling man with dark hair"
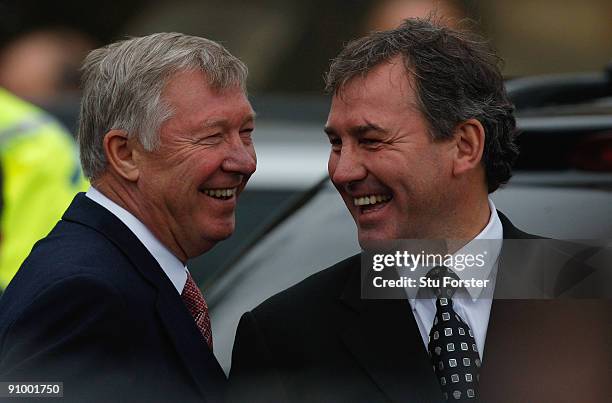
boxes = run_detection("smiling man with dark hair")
[229,18,610,403]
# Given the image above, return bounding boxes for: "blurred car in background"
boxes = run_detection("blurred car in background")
[204,67,612,373]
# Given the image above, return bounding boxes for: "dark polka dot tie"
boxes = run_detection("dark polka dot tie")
[427,266,480,401]
[181,273,213,350]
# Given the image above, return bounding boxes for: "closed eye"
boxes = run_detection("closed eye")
[359,138,381,146]
[239,128,254,144]
[197,133,223,145]
[328,136,342,151]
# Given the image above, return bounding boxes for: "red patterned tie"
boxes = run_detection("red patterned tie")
[181,273,213,350]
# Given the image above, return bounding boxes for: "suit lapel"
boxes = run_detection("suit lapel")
[338,255,443,402]
[62,193,226,400]
[155,292,227,400]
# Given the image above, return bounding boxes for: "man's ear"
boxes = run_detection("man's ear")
[452,119,485,176]
[103,129,140,182]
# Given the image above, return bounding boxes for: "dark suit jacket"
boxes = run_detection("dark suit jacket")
[229,212,611,402]
[0,193,226,402]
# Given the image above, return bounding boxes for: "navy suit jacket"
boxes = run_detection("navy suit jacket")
[0,193,226,402]
[229,212,611,402]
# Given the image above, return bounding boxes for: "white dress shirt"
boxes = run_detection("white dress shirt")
[404,198,503,359]
[86,187,188,294]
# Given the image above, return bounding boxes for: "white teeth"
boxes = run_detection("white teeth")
[353,194,391,206]
[202,187,237,199]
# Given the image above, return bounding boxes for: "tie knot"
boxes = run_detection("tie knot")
[426,265,460,299]
[181,272,213,350]
[182,273,206,311]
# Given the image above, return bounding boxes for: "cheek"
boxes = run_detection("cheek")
[193,159,223,179]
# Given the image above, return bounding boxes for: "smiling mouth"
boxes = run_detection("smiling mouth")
[201,187,237,200]
[353,194,392,213]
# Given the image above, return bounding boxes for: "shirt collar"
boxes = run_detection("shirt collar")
[404,197,503,303]
[85,186,188,294]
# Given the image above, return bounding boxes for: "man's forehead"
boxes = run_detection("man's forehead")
[325,65,426,136]
[332,59,416,105]
[161,68,246,99]
[159,82,254,135]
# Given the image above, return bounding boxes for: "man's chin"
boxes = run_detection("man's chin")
[211,226,235,242]
[192,232,233,257]
[195,222,235,249]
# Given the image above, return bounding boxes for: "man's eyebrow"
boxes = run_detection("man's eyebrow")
[202,118,227,129]
[201,112,257,129]
[349,121,387,136]
[323,126,336,136]
[243,112,257,124]
[324,121,386,137]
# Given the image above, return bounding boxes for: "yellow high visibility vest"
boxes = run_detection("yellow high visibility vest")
[0,88,88,289]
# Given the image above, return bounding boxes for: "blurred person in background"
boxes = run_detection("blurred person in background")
[0,86,87,292]
[0,28,95,133]
[0,28,94,105]
[0,33,256,401]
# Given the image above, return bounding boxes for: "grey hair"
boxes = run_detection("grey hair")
[325,18,518,193]
[78,32,248,180]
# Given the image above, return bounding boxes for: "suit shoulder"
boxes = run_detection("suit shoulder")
[21,219,129,274]
[0,272,127,342]
[0,220,136,318]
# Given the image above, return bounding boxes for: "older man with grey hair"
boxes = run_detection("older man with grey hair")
[0,33,256,402]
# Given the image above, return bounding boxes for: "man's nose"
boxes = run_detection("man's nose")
[222,134,257,175]
[329,147,366,186]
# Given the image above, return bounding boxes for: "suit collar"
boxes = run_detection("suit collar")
[498,210,540,240]
[495,210,596,298]
[496,210,599,298]
[62,193,226,400]
[62,193,181,296]
[85,187,188,293]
